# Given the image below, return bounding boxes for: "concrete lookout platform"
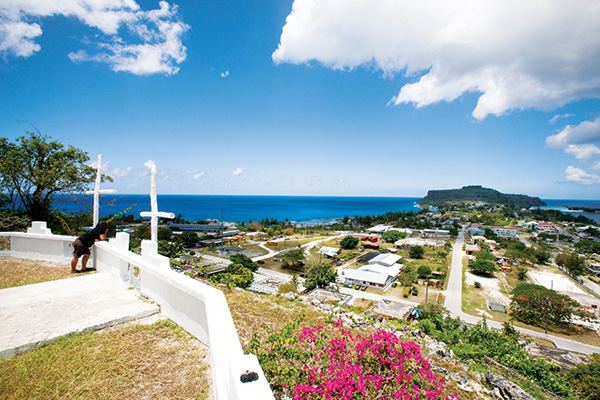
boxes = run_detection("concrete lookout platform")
[0,273,160,358]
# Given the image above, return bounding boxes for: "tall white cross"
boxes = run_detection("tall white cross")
[85,154,117,227]
[140,160,175,242]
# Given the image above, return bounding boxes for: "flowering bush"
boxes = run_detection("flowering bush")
[246,316,460,400]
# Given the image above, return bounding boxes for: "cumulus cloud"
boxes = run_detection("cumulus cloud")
[232,167,243,176]
[220,70,229,78]
[110,166,133,177]
[273,0,600,119]
[564,144,600,162]
[565,166,600,184]
[546,117,600,148]
[0,0,189,75]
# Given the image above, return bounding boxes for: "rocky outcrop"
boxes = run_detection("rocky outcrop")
[483,371,535,400]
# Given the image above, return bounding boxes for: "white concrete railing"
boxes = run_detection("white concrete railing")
[0,222,274,400]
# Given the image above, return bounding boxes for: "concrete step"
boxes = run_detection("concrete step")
[0,273,160,358]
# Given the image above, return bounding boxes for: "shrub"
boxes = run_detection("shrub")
[474,281,481,288]
[247,317,461,400]
[403,286,412,298]
[340,236,359,249]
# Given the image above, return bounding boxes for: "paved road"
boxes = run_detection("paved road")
[445,229,600,355]
[340,287,418,307]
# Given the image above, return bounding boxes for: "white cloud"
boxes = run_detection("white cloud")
[546,117,600,148]
[110,166,133,177]
[187,168,205,180]
[565,166,600,184]
[564,144,600,162]
[273,0,600,119]
[0,0,188,75]
[220,70,229,78]
[232,167,243,176]
[550,113,574,124]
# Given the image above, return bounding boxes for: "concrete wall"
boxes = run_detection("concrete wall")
[0,222,274,400]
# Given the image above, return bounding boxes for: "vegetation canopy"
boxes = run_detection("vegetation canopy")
[0,132,110,221]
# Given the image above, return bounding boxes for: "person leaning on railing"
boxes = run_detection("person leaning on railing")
[71,221,108,273]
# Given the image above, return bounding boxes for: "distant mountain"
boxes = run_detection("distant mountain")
[418,185,545,207]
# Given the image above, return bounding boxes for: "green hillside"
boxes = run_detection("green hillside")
[418,185,545,207]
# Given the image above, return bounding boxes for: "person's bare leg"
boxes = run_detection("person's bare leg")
[81,254,90,270]
[71,256,79,272]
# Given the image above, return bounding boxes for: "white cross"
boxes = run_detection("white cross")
[140,160,174,242]
[85,154,117,227]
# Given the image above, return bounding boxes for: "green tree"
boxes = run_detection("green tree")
[381,230,406,242]
[282,248,305,270]
[510,283,587,326]
[0,132,109,221]
[157,240,185,259]
[173,231,200,247]
[211,263,254,288]
[229,253,258,272]
[339,236,359,249]
[157,227,173,241]
[567,356,600,400]
[408,245,424,259]
[417,265,432,279]
[468,259,497,275]
[304,263,337,290]
[555,252,587,276]
[135,224,151,240]
[575,240,600,254]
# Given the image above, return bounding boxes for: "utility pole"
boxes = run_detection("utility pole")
[545,297,550,335]
[220,204,224,252]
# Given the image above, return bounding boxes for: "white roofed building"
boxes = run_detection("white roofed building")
[318,246,341,258]
[366,224,394,234]
[343,253,402,290]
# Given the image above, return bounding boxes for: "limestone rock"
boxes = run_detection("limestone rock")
[483,371,535,400]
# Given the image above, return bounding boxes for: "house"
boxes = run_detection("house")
[318,246,341,258]
[536,222,558,234]
[394,237,445,250]
[469,227,485,237]
[366,224,394,234]
[482,225,518,239]
[420,229,450,239]
[588,263,600,277]
[343,254,403,291]
[465,244,481,255]
[363,242,380,249]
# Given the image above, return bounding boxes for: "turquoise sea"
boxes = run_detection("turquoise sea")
[52,195,600,225]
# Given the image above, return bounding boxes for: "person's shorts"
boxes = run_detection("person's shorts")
[72,239,91,257]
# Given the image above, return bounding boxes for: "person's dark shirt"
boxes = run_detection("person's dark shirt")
[78,227,106,247]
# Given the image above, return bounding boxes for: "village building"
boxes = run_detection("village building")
[536,222,558,234]
[343,253,402,290]
[318,246,341,258]
[394,237,445,250]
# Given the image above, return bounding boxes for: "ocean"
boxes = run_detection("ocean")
[52,194,421,225]
[542,199,600,224]
[52,195,600,225]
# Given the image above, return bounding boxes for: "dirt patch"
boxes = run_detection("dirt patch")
[0,257,73,289]
[464,270,510,305]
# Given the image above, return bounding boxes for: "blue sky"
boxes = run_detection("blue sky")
[1,0,600,199]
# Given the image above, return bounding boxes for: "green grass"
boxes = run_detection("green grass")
[0,319,212,400]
